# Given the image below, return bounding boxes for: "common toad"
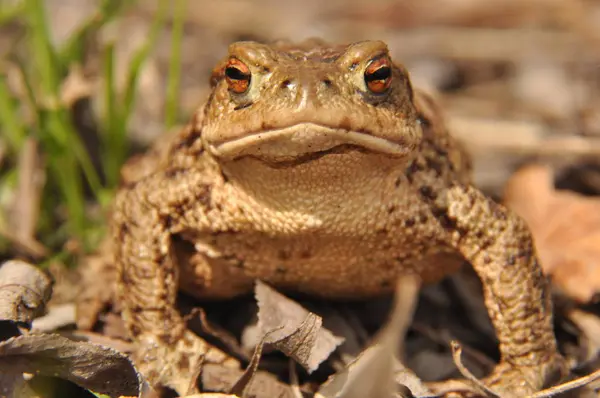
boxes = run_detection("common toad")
[86,39,565,395]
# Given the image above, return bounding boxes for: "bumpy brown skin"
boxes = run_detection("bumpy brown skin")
[111,40,564,394]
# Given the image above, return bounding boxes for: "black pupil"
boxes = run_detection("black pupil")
[365,66,391,82]
[225,66,249,81]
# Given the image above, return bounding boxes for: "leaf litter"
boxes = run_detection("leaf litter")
[504,164,600,304]
[0,260,142,398]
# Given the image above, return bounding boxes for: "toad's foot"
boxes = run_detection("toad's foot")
[135,330,240,395]
[482,357,567,396]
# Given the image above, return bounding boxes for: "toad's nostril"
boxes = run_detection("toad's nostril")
[322,79,332,87]
[280,79,293,89]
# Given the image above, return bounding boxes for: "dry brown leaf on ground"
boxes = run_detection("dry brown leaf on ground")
[504,163,600,302]
[228,327,272,397]
[0,260,53,334]
[0,333,142,398]
[317,276,430,398]
[31,303,76,332]
[254,280,344,373]
[565,308,600,365]
[201,363,297,398]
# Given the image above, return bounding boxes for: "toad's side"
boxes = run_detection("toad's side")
[83,40,565,395]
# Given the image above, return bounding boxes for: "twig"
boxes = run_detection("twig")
[186,354,205,397]
[13,138,44,244]
[0,226,48,258]
[450,340,500,398]
[450,116,600,158]
[288,359,303,398]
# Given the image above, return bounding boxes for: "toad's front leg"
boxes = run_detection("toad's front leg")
[424,184,566,396]
[112,167,239,394]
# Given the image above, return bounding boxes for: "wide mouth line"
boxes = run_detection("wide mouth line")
[209,122,408,156]
[213,122,361,147]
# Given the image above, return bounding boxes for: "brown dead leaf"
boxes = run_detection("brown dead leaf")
[201,363,297,398]
[565,308,600,364]
[317,276,431,398]
[31,303,76,333]
[230,328,280,397]
[0,260,53,333]
[504,164,600,302]
[254,280,344,373]
[60,65,95,107]
[0,333,142,398]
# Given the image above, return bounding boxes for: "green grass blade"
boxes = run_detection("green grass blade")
[101,0,168,187]
[101,42,120,188]
[0,74,26,153]
[165,0,186,128]
[23,0,106,242]
[24,0,61,96]
[121,0,169,120]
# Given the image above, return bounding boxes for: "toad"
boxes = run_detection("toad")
[81,39,565,395]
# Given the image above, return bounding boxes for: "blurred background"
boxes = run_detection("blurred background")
[0,0,600,281]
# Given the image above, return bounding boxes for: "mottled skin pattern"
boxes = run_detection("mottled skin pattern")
[104,40,564,394]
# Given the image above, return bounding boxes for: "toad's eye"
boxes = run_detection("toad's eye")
[364,56,392,94]
[225,58,251,94]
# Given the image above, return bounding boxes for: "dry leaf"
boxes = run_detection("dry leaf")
[254,280,344,373]
[201,363,297,398]
[60,65,95,107]
[0,260,53,331]
[317,276,431,398]
[504,164,600,302]
[31,303,76,333]
[566,308,600,364]
[230,328,279,397]
[0,333,142,397]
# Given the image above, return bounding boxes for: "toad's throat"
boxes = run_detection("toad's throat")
[208,123,410,161]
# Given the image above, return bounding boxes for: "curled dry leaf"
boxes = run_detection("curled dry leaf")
[0,333,142,398]
[317,276,431,398]
[504,164,600,303]
[254,280,344,373]
[229,328,281,397]
[565,308,600,364]
[31,303,76,333]
[201,363,296,398]
[0,260,53,332]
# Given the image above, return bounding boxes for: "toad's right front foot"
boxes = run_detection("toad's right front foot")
[134,330,240,395]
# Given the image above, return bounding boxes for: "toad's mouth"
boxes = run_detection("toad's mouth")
[207,123,411,163]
